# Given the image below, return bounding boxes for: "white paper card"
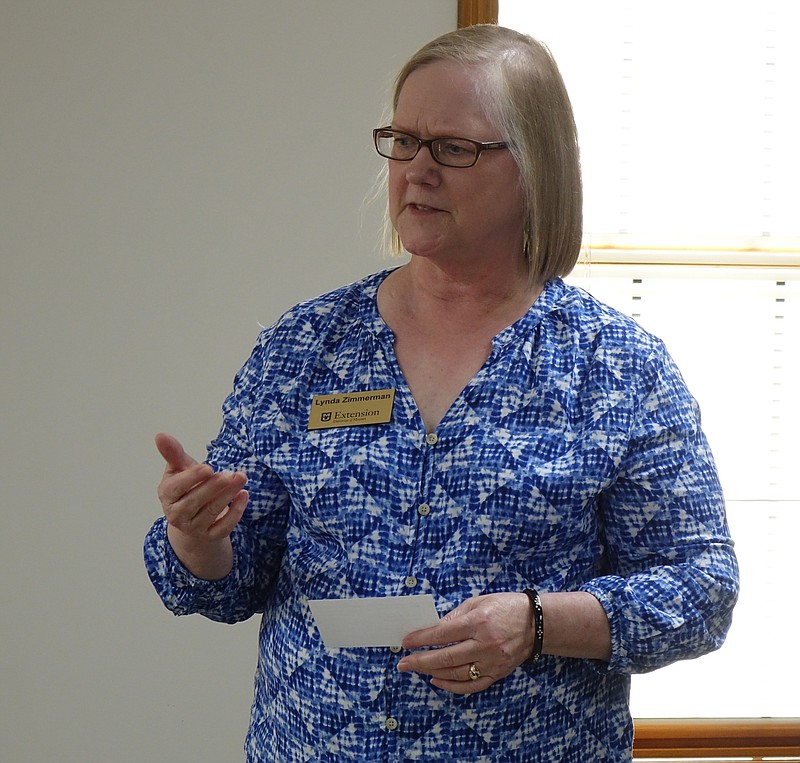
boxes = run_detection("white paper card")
[308,594,440,648]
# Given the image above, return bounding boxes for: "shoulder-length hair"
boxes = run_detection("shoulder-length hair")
[388,25,583,282]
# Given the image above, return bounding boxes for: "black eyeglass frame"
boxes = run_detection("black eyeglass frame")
[373,127,509,168]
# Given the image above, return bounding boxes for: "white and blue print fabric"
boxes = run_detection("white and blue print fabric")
[145,270,738,762]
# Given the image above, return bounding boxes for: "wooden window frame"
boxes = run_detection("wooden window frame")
[633,718,800,760]
[457,0,498,27]
[456,1,800,759]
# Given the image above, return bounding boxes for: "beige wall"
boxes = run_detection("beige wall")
[0,2,456,760]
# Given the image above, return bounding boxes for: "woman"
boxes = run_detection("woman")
[145,25,738,762]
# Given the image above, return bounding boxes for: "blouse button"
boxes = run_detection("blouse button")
[405,575,418,589]
[384,717,399,731]
[425,432,439,446]
[389,645,403,654]
[417,503,431,517]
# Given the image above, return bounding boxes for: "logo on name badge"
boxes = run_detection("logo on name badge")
[308,388,396,430]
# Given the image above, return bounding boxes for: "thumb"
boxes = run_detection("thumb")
[154,432,197,472]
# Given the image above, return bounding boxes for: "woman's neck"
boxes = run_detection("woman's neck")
[388,257,543,334]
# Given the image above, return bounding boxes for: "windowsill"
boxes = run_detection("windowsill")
[633,717,800,760]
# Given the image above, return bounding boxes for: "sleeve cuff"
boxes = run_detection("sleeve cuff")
[144,516,243,616]
[579,579,631,674]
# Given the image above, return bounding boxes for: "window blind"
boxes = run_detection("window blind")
[501,0,800,250]
[500,0,800,718]
[565,264,799,718]
[566,265,799,501]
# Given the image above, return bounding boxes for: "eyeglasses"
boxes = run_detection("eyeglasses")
[373,127,508,168]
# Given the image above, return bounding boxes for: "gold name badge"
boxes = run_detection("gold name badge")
[307,388,396,430]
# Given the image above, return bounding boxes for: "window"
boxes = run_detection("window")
[490,0,800,723]
[566,264,798,719]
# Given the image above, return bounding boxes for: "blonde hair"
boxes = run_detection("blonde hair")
[387,25,582,282]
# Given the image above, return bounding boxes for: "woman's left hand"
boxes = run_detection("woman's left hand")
[397,592,534,695]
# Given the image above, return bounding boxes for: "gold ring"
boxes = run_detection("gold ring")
[468,663,481,681]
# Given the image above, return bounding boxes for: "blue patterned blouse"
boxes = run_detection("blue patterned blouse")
[144,270,738,762]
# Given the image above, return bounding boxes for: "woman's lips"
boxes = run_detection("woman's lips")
[407,202,444,213]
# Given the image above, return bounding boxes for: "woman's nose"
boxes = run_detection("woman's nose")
[404,147,441,185]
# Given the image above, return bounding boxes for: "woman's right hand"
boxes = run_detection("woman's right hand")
[155,432,249,580]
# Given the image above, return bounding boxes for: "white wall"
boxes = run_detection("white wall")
[0,2,456,760]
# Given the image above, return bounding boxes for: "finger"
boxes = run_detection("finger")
[426,661,500,684]
[158,461,214,505]
[397,640,475,678]
[430,675,493,696]
[191,472,248,523]
[205,489,249,539]
[165,470,247,527]
[402,603,475,650]
[155,432,197,473]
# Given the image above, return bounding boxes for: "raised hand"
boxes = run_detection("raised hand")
[155,432,249,580]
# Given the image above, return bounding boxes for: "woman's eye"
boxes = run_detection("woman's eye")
[441,141,467,155]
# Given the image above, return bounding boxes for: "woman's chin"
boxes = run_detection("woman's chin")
[398,235,449,261]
